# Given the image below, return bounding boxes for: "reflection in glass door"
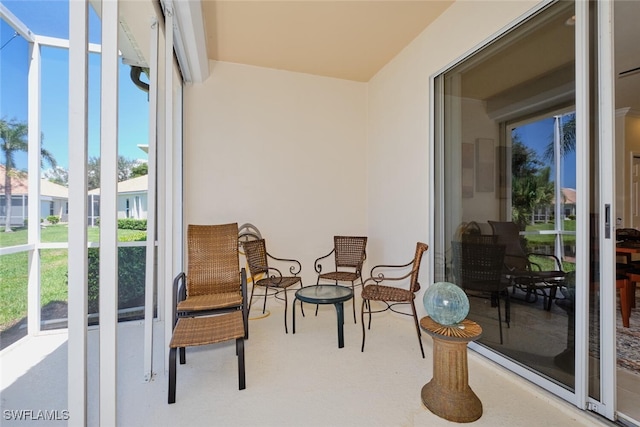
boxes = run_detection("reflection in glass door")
[433,0,587,407]
[433,0,638,422]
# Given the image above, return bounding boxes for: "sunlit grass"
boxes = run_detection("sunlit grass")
[0,224,144,247]
[0,225,146,331]
[0,251,28,328]
[525,220,576,245]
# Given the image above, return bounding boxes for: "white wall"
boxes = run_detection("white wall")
[460,98,502,224]
[183,61,367,283]
[182,1,542,298]
[366,0,539,312]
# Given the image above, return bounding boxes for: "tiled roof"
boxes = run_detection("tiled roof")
[561,188,576,204]
[0,165,68,198]
[88,175,148,195]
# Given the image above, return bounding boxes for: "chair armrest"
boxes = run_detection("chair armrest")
[241,268,247,309]
[174,272,187,303]
[241,268,248,338]
[526,252,564,272]
[261,266,287,285]
[314,248,335,274]
[266,252,302,276]
[368,259,416,284]
[172,272,186,328]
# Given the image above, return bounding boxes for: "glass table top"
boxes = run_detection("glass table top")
[295,285,353,304]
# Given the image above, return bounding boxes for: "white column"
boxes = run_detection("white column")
[67,1,89,425]
[27,37,41,336]
[99,0,119,425]
[143,17,159,382]
[163,4,175,373]
[554,115,563,259]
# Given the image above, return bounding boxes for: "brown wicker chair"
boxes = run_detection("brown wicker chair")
[242,238,303,333]
[360,242,428,358]
[488,221,565,311]
[168,277,246,404]
[451,239,508,344]
[314,236,367,323]
[174,223,248,337]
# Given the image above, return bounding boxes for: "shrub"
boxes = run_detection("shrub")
[117,218,147,230]
[86,246,147,314]
[46,215,60,224]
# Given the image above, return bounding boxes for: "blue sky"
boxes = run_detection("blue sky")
[0,0,149,171]
[512,115,577,189]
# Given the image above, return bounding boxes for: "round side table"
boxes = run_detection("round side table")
[420,316,483,423]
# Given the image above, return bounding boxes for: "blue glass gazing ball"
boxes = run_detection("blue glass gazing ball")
[423,282,469,326]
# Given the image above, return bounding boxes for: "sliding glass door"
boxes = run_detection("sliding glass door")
[433,0,619,420]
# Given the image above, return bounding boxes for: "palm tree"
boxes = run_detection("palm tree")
[511,138,554,230]
[0,118,57,232]
[543,113,576,160]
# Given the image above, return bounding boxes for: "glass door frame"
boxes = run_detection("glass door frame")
[585,0,616,420]
[429,0,617,421]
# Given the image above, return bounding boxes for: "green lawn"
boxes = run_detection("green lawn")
[524,221,576,272]
[0,225,146,331]
[0,224,145,247]
[524,220,576,245]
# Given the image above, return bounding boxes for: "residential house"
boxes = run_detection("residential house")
[0,165,69,225]
[88,174,148,221]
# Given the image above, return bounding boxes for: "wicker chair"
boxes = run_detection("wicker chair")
[168,277,246,404]
[242,238,303,333]
[314,236,367,323]
[451,238,508,344]
[174,223,248,337]
[360,242,428,358]
[488,221,565,310]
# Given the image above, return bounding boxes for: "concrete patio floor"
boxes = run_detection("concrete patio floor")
[1,295,618,427]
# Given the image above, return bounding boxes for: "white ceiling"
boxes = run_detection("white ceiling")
[194,0,640,111]
[200,0,454,82]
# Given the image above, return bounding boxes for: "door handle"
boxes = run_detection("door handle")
[605,204,611,239]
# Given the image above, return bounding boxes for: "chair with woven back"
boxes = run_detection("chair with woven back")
[314,236,368,323]
[241,238,303,333]
[168,274,246,404]
[360,242,429,358]
[452,236,509,344]
[174,223,248,337]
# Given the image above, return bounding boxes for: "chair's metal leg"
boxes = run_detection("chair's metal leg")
[299,281,305,317]
[505,291,511,327]
[179,347,186,364]
[284,288,289,334]
[262,285,268,314]
[351,281,357,324]
[293,298,297,334]
[248,284,256,317]
[168,347,177,404]
[411,301,425,358]
[546,285,558,311]
[243,305,249,340]
[315,277,320,316]
[237,338,246,390]
[360,299,366,352]
[497,294,503,345]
